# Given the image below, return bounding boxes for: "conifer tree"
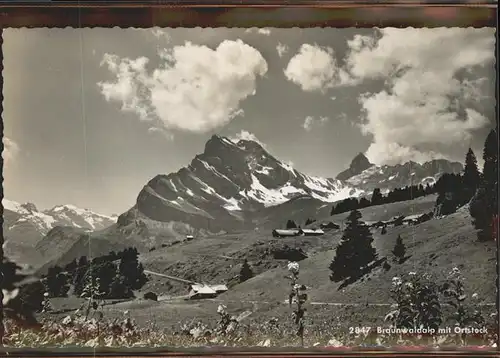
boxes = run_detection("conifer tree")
[239,259,254,283]
[462,148,481,202]
[371,188,383,206]
[470,128,498,241]
[286,220,298,229]
[392,235,406,264]
[329,210,377,282]
[118,248,147,290]
[46,266,70,297]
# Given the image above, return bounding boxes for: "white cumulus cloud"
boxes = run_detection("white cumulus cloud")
[2,137,19,169]
[98,40,268,134]
[229,130,268,149]
[349,28,495,164]
[284,44,353,92]
[286,29,495,164]
[245,28,272,36]
[276,43,288,58]
[303,116,329,131]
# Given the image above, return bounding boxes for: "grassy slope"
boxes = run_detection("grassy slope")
[41,194,495,334]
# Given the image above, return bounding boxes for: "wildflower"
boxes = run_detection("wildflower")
[2,288,19,305]
[472,293,479,299]
[450,267,460,276]
[288,261,300,274]
[43,292,49,297]
[217,304,227,314]
[61,316,73,325]
[392,277,402,286]
[409,271,417,276]
[293,284,301,290]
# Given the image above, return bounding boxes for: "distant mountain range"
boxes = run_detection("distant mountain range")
[2,135,463,269]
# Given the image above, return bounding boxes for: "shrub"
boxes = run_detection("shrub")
[385,272,442,332]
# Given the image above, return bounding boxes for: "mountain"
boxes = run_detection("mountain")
[117,135,359,236]
[341,156,463,193]
[3,136,465,269]
[336,153,373,181]
[2,199,117,266]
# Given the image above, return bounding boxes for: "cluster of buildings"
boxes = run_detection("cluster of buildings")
[271,221,340,238]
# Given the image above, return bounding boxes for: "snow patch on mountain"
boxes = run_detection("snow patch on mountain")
[3,198,117,234]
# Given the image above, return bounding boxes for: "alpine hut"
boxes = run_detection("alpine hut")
[298,228,325,236]
[272,229,301,238]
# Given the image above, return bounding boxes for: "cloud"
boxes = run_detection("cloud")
[98,40,268,134]
[348,28,495,164]
[229,130,268,149]
[302,115,329,131]
[151,28,171,41]
[2,137,20,168]
[245,28,272,36]
[276,43,288,58]
[284,44,353,92]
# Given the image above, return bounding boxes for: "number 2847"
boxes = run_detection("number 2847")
[349,327,372,335]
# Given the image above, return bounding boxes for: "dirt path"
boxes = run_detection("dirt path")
[143,269,201,285]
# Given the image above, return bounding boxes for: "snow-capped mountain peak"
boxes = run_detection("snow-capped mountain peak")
[135,135,355,224]
[2,198,117,235]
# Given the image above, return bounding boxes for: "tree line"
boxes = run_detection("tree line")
[330,183,436,216]
[44,247,148,299]
[430,127,497,242]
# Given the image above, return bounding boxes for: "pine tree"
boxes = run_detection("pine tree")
[371,188,383,206]
[286,220,297,229]
[329,210,377,282]
[462,148,481,202]
[305,218,315,226]
[239,259,254,283]
[392,235,406,264]
[470,128,498,241]
[109,268,133,299]
[118,247,148,290]
[45,266,70,297]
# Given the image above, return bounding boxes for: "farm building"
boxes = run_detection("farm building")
[272,229,301,238]
[187,284,228,300]
[299,228,325,236]
[320,222,340,230]
[210,284,229,294]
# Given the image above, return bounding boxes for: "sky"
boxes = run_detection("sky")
[2,27,496,215]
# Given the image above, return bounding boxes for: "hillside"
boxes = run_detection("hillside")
[50,196,494,337]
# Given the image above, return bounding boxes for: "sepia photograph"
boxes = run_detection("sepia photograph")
[1,26,498,349]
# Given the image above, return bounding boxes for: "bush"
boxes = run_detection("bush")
[144,292,158,301]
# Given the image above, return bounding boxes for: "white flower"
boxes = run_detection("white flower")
[392,277,402,286]
[2,288,19,305]
[44,292,49,297]
[287,261,300,273]
[405,282,413,288]
[61,316,73,325]
[217,304,227,314]
[409,271,417,276]
[293,284,301,290]
[472,293,479,299]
